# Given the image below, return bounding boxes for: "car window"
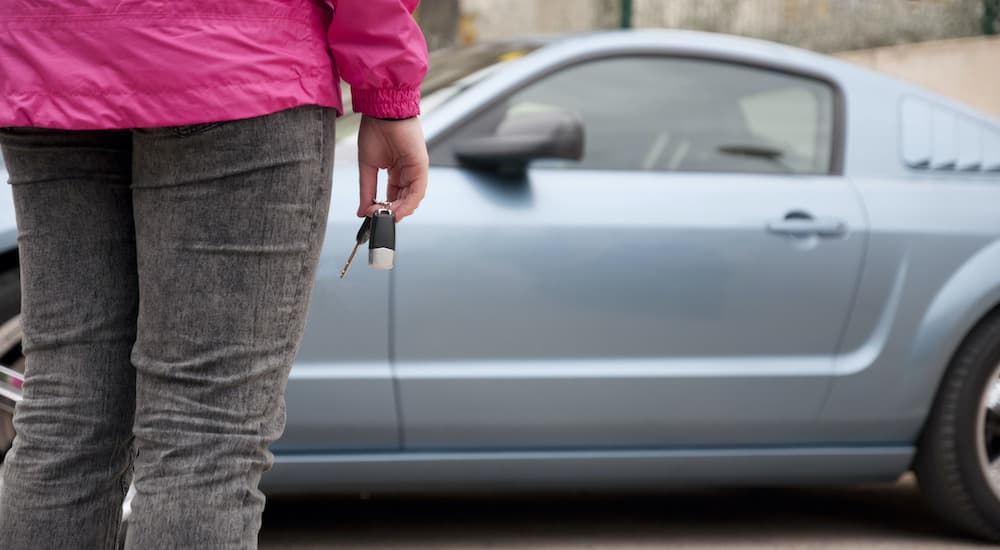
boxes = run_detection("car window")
[431,56,836,175]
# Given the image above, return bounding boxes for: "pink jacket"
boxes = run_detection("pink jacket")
[0,1,429,129]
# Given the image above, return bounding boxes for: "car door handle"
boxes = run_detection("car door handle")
[766,216,847,238]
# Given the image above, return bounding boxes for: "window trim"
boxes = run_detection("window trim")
[428,49,846,176]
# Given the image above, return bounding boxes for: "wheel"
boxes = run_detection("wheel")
[915,311,1000,541]
[0,265,21,463]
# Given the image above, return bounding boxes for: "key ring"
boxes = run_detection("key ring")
[372,199,392,208]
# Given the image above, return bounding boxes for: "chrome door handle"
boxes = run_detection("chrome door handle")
[766,218,847,238]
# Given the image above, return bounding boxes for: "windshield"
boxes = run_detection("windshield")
[335,41,542,141]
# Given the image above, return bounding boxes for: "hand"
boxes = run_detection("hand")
[356,116,428,222]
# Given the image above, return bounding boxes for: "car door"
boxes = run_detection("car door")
[273,169,399,453]
[394,55,867,450]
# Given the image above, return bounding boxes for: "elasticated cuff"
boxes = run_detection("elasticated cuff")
[351,87,421,119]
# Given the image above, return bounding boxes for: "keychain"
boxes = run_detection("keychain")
[340,200,396,278]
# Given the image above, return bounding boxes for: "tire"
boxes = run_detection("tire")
[915,311,1000,541]
[0,266,20,462]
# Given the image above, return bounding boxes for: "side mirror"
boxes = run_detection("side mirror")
[453,110,584,176]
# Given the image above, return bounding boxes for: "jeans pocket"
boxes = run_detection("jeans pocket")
[166,122,227,137]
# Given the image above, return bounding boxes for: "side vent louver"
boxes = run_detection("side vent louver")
[901,96,1000,175]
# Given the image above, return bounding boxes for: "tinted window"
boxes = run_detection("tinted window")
[432,56,836,174]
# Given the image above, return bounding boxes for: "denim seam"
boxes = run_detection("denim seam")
[239,105,330,544]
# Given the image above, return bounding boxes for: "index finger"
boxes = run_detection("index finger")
[357,162,378,217]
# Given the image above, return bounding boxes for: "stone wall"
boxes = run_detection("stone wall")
[836,35,1000,119]
[633,0,982,52]
[457,0,984,52]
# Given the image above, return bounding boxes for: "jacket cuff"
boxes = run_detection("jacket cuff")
[351,87,421,119]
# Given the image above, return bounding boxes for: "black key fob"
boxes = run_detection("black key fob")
[368,209,395,270]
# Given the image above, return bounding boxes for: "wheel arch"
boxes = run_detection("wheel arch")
[909,238,1000,443]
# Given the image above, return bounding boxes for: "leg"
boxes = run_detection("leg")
[0,128,137,549]
[126,106,334,549]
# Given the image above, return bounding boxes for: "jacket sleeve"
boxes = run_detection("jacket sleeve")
[326,0,429,119]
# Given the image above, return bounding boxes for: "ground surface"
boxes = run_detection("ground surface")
[259,474,994,549]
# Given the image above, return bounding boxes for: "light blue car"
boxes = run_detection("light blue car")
[3,30,1000,540]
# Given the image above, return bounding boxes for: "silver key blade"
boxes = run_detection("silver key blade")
[340,244,362,278]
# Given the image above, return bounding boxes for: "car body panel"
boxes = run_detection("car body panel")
[819,178,1000,442]
[393,169,867,449]
[0,157,17,253]
[263,445,912,495]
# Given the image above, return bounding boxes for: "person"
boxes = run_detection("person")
[0,1,429,548]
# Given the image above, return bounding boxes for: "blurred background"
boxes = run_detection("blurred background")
[414,0,1000,117]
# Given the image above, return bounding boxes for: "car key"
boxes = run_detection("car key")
[368,208,395,270]
[340,216,372,278]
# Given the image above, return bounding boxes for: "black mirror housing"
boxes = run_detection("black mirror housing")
[453,110,584,176]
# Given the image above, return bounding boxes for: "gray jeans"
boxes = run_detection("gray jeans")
[0,105,335,549]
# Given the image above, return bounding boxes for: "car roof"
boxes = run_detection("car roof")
[538,29,860,80]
